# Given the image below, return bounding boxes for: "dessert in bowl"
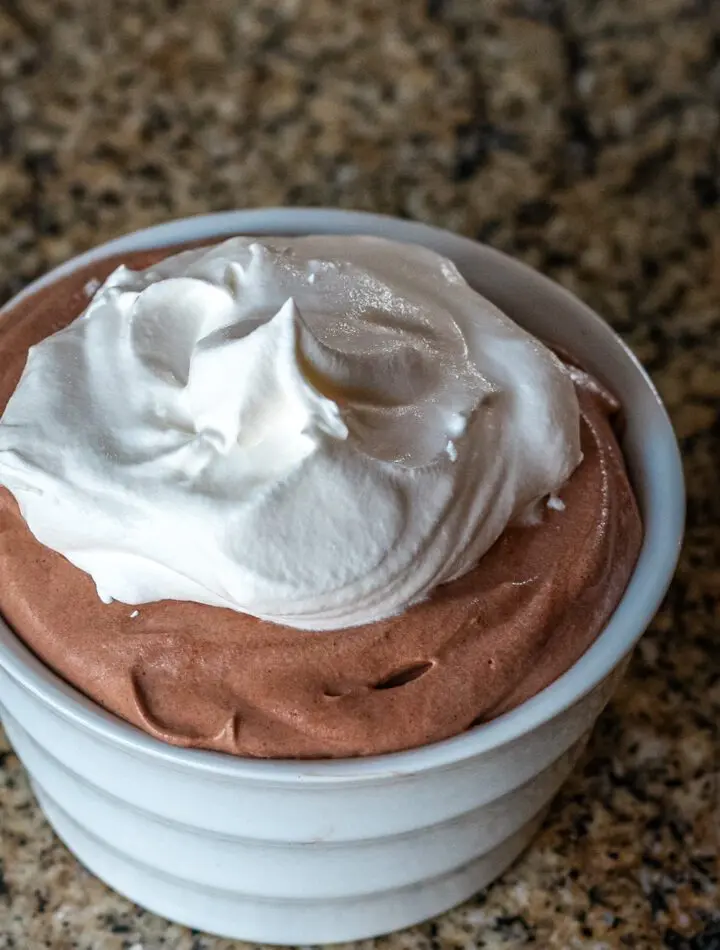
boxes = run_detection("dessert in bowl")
[0,210,683,943]
[0,233,640,758]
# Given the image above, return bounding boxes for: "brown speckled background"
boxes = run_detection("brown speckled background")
[0,1,718,948]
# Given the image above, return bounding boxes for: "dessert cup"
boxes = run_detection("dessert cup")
[0,209,684,944]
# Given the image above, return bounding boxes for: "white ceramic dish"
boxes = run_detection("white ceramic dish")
[0,210,684,944]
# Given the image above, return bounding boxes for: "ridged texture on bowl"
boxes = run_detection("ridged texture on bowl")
[0,663,621,943]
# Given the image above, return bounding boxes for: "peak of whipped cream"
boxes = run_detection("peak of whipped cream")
[0,236,582,630]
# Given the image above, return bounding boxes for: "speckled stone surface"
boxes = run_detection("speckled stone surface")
[0,1,718,948]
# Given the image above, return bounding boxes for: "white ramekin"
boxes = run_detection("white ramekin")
[0,210,684,944]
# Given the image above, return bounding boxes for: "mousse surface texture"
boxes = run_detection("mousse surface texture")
[0,243,642,758]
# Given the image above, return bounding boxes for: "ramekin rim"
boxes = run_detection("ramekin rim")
[0,208,685,783]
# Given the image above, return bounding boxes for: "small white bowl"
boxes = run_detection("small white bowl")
[0,210,684,945]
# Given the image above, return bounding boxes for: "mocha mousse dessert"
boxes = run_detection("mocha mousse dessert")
[0,237,642,758]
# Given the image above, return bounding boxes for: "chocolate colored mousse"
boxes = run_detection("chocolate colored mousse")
[0,246,643,759]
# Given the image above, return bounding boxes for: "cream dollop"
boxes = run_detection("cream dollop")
[0,237,581,629]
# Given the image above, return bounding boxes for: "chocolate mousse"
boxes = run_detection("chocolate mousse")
[0,240,642,758]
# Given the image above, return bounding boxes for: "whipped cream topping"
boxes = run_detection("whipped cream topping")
[0,236,582,630]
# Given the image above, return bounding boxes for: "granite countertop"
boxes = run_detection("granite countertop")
[0,0,718,948]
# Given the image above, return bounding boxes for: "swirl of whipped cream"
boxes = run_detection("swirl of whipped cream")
[0,237,581,630]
